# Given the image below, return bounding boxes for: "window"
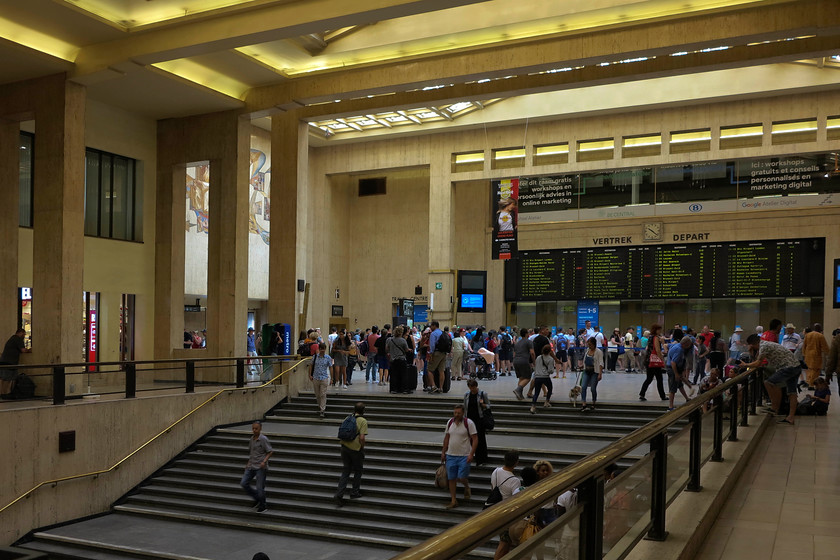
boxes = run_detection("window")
[533,143,569,166]
[492,147,526,170]
[84,148,140,241]
[451,151,484,173]
[19,132,33,227]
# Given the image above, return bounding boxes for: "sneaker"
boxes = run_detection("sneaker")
[342,384,348,389]
[319,411,325,419]
[639,396,647,401]
[349,492,363,499]
[513,388,524,401]
[529,406,536,414]
[256,504,267,513]
[544,401,552,408]
[581,404,589,412]
[589,405,596,411]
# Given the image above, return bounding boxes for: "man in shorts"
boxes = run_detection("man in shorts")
[742,333,801,425]
[667,335,693,410]
[441,404,477,509]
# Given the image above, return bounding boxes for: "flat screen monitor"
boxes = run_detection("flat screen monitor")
[461,294,484,309]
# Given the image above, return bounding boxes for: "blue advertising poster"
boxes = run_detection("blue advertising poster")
[577,300,599,332]
[414,304,429,324]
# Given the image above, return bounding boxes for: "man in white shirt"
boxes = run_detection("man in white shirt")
[490,450,521,558]
[441,404,477,509]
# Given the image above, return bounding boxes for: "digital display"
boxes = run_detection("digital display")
[461,294,484,308]
[508,238,824,301]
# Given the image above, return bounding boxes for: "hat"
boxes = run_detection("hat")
[248,327,254,332]
[785,323,796,330]
[734,326,743,332]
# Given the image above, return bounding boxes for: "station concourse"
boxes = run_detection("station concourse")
[1,1,839,558]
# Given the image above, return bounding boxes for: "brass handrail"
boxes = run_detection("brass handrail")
[0,357,310,515]
[391,368,757,560]
[0,354,302,370]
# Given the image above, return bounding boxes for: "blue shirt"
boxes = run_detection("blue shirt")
[311,354,333,380]
[668,343,686,372]
[246,333,256,352]
[429,328,443,353]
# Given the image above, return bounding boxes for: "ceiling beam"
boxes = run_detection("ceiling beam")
[292,34,840,121]
[72,0,490,76]
[245,0,840,113]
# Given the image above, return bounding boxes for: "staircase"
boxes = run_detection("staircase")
[17,393,670,559]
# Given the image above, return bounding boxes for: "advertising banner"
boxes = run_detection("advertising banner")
[491,178,519,260]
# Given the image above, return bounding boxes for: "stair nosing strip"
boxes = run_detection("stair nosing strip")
[31,532,213,560]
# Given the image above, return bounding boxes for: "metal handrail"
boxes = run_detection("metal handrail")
[392,368,757,560]
[0,357,311,515]
[0,354,302,370]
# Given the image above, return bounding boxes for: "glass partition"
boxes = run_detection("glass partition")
[503,501,582,560]
[603,454,654,560]
[666,425,691,504]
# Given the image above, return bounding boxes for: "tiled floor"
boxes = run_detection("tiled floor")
[695,380,840,560]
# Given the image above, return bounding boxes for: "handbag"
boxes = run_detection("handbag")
[510,514,541,545]
[435,464,448,489]
[648,352,665,368]
[520,517,541,543]
[481,407,495,431]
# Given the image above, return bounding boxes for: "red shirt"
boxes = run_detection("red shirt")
[367,333,380,355]
[760,331,778,343]
[698,332,713,347]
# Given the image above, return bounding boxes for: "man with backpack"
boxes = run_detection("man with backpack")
[441,404,477,509]
[427,321,451,393]
[335,402,368,506]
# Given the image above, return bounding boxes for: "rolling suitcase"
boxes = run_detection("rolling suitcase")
[404,364,418,393]
[390,359,405,393]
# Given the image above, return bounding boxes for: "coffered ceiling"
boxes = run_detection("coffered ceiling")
[0,0,838,143]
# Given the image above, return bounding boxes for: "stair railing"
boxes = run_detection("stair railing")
[391,368,763,560]
[0,356,311,516]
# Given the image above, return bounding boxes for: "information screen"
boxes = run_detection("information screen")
[461,294,484,308]
[509,238,824,301]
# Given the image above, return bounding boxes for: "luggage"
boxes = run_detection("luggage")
[389,359,405,393]
[442,368,452,393]
[404,364,418,393]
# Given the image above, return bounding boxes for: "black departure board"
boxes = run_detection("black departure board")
[509,238,824,301]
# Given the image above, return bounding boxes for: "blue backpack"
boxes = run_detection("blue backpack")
[338,414,358,441]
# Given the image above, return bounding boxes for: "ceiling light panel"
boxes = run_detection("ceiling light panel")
[60,0,263,29]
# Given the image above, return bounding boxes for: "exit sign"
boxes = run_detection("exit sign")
[435,282,442,290]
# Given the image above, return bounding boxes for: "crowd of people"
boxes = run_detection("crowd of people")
[285,319,840,419]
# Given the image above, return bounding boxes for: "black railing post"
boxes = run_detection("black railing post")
[125,362,136,399]
[578,475,605,560]
[749,371,758,415]
[236,359,245,388]
[687,409,702,492]
[740,378,749,427]
[729,383,739,441]
[712,395,723,462]
[52,366,65,405]
[185,361,195,393]
[646,432,668,541]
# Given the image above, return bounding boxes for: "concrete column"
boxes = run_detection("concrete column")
[32,78,85,364]
[427,139,455,324]
[206,115,250,359]
[0,119,19,337]
[269,114,308,335]
[153,161,186,360]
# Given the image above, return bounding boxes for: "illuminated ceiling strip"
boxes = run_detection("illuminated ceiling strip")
[0,16,79,61]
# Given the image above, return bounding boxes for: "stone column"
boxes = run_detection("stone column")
[206,115,250,360]
[32,78,86,364]
[427,138,456,325]
[153,161,187,360]
[269,113,308,336]
[0,119,19,337]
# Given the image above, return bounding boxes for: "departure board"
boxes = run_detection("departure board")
[509,238,824,301]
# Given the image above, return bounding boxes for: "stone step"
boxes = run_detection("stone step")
[129,484,478,525]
